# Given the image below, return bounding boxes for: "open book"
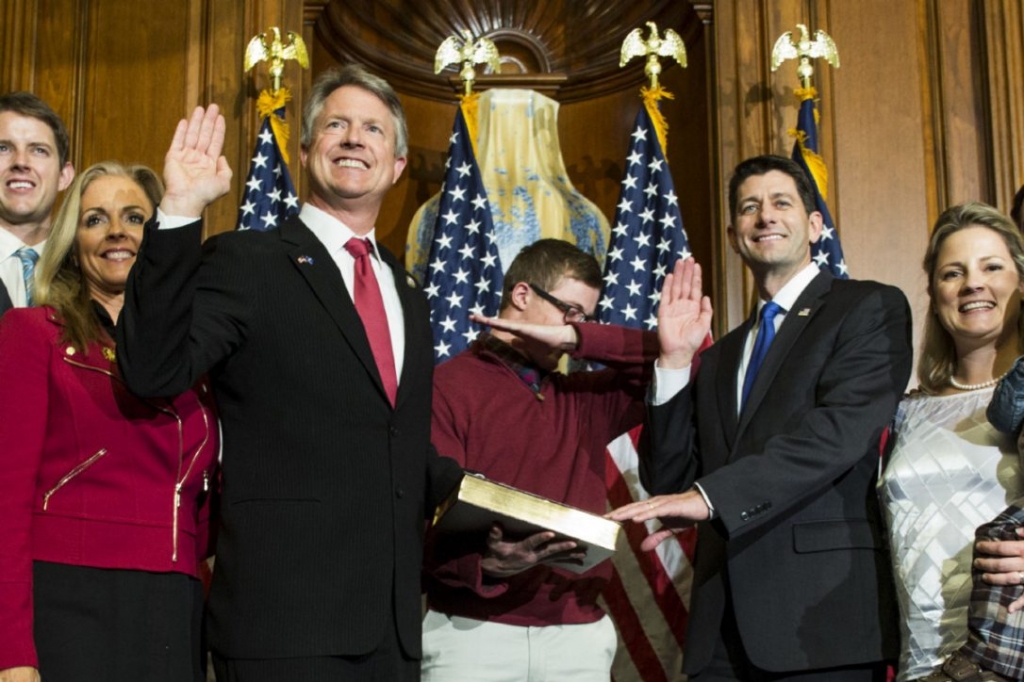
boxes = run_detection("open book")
[431,473,621,573]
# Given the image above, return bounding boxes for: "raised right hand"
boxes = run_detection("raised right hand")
[657,258,713,369]
[160,104,233,217]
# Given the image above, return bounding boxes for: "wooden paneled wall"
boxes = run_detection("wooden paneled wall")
[4,0,1023,370]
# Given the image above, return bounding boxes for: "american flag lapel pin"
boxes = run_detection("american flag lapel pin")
[797,308,811,317]
[297,255,315,265]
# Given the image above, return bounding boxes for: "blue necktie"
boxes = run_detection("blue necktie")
[741,301,783,408]
[16,247,39,307]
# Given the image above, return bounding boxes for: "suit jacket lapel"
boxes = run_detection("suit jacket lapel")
[736,270,833,436]
[0,284,13,315]
[716,321,749,448]
[280,217,389,404]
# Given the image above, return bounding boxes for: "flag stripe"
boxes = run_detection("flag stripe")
[604,569,673,682]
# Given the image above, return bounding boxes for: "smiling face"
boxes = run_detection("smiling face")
[932,225,1024,352]
[727,170,823,289]
[300,85,407,227]
[0,111,74,233]
[75,175,152,305]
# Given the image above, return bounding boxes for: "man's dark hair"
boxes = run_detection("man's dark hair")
[0,92,71,167]
[728,154,816,221]
[1011,183,1024,234]
[499,239,602,311]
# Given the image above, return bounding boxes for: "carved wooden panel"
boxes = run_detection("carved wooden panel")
[981,0,1024,212]
[311,0,703,102]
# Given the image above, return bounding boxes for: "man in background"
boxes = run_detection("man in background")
[0,92,74,313]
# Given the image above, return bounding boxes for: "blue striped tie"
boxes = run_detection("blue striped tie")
[16,247,39,307]
[741,301,783,408]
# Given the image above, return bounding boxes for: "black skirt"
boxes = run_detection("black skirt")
[33,560,204,682]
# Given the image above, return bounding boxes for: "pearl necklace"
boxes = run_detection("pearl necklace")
[949,372,1008,391]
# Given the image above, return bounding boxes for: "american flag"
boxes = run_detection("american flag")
[791,91,848,278]
[424,104,504,363]
[598,98,695,682]
[236,103,299,231]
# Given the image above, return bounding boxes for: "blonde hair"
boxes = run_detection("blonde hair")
[35,161,162,352]
[918,201,1024,393]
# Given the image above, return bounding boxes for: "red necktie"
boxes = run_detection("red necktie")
[344,238,398,406]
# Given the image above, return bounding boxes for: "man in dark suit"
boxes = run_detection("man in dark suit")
[117,65,463,682]
[610,155,912,681]
[0,92,74,314]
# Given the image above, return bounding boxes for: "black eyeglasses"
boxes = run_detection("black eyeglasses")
[528,283,592,324]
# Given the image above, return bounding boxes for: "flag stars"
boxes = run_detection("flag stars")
[436,233,453,251]
[240,200,256,216]
[442,209,460,226]
[621,304,638,321]
[429,257,447,275]
[617,198,633,214]
[648,158,664,174]
[626,280,643,297]
[456,162,472,178]
[253,152,268,169]
[664,190,678,206]
[246,177,262,194]
[472,194,488,212]
[612,221,629,238]
[644,183,659,199]
[622,175,639,190]
[258,129,273,146]
[435,340,452,358]
[453,268,470,284]
[260,211,278,229]
[659,214,676,229]
[446,291,463,308]
[627,150,644,167]
[820,225,834,241]
[465,219,481,234]
[631,127,648,143]
[657,237,672,254]
[630,256,646,273]
[448,185,467,203]
[474,278,491,294]
[607,246,625,262]
[440,316,457,333]
[635,233,652,248]
[458,244,475,261]
[480,252,498,268]
[813,251,830,267]
[424,282,440,298]
[639,207,655,224]
[462,328,480,343]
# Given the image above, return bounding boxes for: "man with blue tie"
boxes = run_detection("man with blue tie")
[610,155,913,680]
[0,92,74,313]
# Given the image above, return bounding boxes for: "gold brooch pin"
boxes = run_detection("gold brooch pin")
[102,347,116,362]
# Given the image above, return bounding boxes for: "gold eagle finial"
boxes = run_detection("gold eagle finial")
[434,30,501,96]
[771,24,840,89]
[620,21,688,90]
[244,27,310,94]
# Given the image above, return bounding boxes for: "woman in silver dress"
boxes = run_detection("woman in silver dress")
[880,202,1024,681]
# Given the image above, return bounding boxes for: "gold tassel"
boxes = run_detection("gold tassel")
[641,86,674,159]
[789,86,828,200]
[256,88,292,164]
[459,92,481,158]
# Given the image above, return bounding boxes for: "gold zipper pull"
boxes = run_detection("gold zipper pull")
[175,484,182,508]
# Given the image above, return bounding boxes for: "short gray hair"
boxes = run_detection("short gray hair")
[301,64,408,158]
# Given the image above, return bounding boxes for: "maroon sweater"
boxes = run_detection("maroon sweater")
[426,322,657,626]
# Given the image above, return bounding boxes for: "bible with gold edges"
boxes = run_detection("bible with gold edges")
[431,473,621,573]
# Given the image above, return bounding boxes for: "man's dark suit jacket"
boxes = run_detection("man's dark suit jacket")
[117,216,463,660]
[642,271,912,675]
[0,284,13,315]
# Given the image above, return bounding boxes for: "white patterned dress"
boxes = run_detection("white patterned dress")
[879,388,1022,681]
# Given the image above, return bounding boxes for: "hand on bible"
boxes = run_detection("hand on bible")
[480,524,584,578]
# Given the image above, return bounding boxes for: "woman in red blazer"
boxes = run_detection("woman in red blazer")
[0,162,218,682]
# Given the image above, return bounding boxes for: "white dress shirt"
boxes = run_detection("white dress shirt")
[0,228,44,308]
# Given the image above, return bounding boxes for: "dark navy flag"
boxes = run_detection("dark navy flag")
[424,105,504,363]
[791,94,848,278]
[236,105,299,231]
[597,103,690,329]
[597,97,698,682]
